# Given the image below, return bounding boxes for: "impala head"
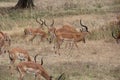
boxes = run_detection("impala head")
[44,19,55,44]
[80,19,90,34]
[0,33,11,54]
[4,33,11,46]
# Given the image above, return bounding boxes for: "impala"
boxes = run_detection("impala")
[24,18,48,42]
[8,47,32,75]
[51,20,90,55]
[0,31,11,55]
[16,54,64,80]
[44,19,79,45]
[112,31,120,43]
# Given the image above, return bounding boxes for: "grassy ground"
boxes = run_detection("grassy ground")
[0,0,120,80]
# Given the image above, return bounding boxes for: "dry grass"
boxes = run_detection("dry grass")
[0,0,120,80]
[0,40,120,80]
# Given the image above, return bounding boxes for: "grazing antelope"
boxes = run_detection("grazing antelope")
[52,20,90,55]
[24,18,44,36]
[0,32,11,55]
[24,28,48,42]
[8,47,32,75]
[16,54,64,80]
[112,31,120,43]
[24,18,48,43]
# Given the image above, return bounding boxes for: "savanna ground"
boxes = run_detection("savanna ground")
[0,0,120,80]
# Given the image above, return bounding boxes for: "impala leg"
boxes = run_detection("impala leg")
[68,41,74,55]
[19,72,25,80]
[54,39,60,55]
[9,59,15,76]
[64,40,71,49]
[24,35,30,44]
[17,66,26,80]
[74,42,80,53]
[34,72,41,80]
[34,74,37,80]
[83,38,86,43]
[37,74,41,80]
[68,40,73,49]
[57,40,63,55]
[55,43,60,55]
[30,35,36,41]
[74,42,78,49]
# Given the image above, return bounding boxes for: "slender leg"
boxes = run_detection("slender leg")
[9,59,15,76]
[34,74,37,80]
[54,39,60,55]
[74,42,78,49]
[34,73,41,80]
[74,42,80,53]
[29,35,36,42]
[19,72,25,80]
[83,38,86,43]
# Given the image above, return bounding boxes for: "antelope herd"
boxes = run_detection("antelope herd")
[0,16,120,80]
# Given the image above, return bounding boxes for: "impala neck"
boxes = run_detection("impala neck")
[41,71,52,80]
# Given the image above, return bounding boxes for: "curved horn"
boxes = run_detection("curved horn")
[34,54,43,65]
[34,54,39,63]
[41,57,43,65]
[80,19,88,31]
[112,31,117,39]
[36,17,44,26]
[44,20,49,29]
[58,73,65,80]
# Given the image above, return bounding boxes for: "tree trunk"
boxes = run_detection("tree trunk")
[15,0,35,9]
